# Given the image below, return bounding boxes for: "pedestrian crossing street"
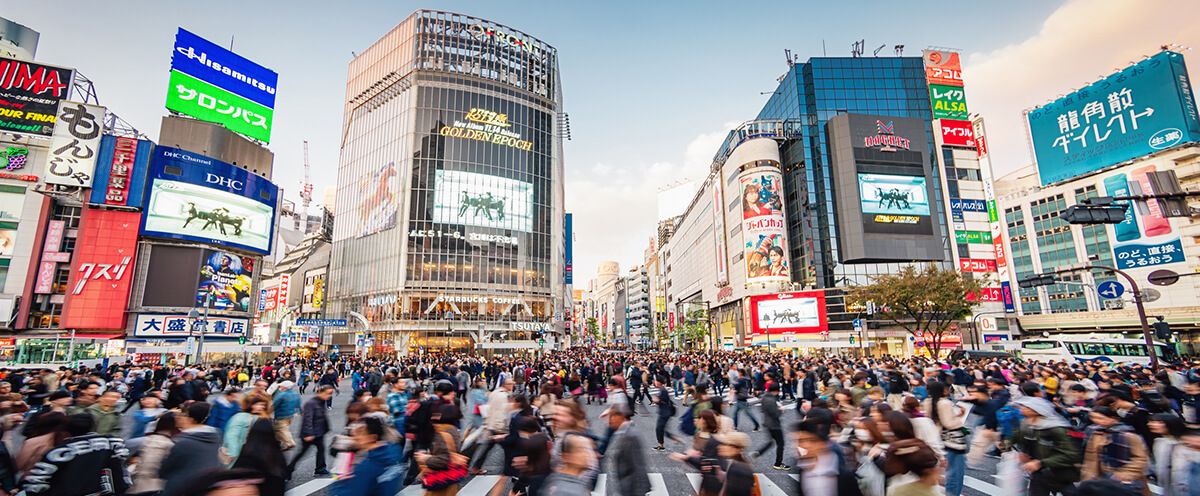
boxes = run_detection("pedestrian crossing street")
[285,471,1008,496]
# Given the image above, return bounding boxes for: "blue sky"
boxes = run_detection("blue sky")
[7,0,1198,284]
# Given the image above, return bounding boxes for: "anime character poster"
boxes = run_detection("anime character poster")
[740,171,791,284]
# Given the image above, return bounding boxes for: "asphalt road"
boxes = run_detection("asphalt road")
[282,382,1007,496]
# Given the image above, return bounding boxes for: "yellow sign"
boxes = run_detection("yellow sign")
[440,107,532,151]
[874,214,920,224]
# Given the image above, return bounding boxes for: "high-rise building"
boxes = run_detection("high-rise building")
[328,11,568,354]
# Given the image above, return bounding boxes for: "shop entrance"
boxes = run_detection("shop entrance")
[408,331,475,354]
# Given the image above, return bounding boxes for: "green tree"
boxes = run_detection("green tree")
[585,317,600,343]
[672,309,710,349]
[848,264,981,357]
[652,321,667,350]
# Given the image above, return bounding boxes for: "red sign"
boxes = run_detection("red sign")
[277,274,290,308]
[973,120,988,158]
[939,119,977,148]
[958,258,997,273]
[263,287,278,311]
[748,291,828,337]
[105,137,137,206]
[667,312,674,331]
[923,50,964,87]
[33,261,55,294]
[34,220,68,294]
[60,209,141,329]
[966,287,1002,302]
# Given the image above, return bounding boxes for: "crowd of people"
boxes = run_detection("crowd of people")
[0,347,1196,495]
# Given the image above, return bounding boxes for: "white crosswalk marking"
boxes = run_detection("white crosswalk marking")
[686,473,703,493]
[648,473,669,495]
[591,473,608,496]
[284,478,334,496]
[460,475,501,495]
[963,475,1001,494]
[756,474,790,496]
[397,483,424,496]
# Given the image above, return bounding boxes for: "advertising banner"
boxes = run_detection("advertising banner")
[0,57,72,137]
[939,119,977,148]
[46,101,106,187]
[90,136,151,208]
[859,173,931,216]
[302,268,325,313]
[1102,166,1186,270]
[60,209,140,329]
[134,314,247,338]
[262,287,278,312]
[748,291,828,344]
[564,213,573,284]
[197,249,254,312]
[165,70,273,143]
[958,258,997,273]
[929,84,968,120]
[923,50,964,87]
[170,28,277,109]
[0,145,28,171]
[1029,51,1200,186]
[276,273,290,308]
[142,146,278,254]
[712,181,729,285]
[739,171,790,284]
[954,230,992,244]
[949,198,987,213]
[433,169,533,232]
[354,161,398,238]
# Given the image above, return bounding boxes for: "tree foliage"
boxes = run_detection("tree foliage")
[848,264,982,356]
[671,309,710,349]
[585,317,600,342]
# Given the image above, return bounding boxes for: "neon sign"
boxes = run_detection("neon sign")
[439,107,533,151]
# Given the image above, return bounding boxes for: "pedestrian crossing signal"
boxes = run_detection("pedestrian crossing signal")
[238,336,246,345]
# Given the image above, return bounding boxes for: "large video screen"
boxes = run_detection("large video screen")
[432,170,533,232]
[859,173,931,216]
[141,146,278,254]
[756,296,820,330]
[197,249,255,312]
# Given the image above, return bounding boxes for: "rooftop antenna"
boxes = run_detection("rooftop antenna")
[822,40,827,57]
[784,49,794,67]
[894,44,905,56]
[851,40,865,58]
[873,44,886,57]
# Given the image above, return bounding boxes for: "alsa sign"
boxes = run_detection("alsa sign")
[863,120,911,152]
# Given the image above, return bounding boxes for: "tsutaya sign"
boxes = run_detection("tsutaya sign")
[863,120,912,152]
[439,108,533,151]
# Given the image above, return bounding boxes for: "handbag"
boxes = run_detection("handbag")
[941,426,970,452]
[421,430,469,490]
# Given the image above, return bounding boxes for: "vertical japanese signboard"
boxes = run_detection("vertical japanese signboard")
[712,180,729,285]
[564,213,573,285]
[89,136,151,208]
[46,101,106,187]
[0,57,73,137]
[34,220,66,294]
[1028,51,1200,186]
[276,274,290,308]
[60,209,140,329]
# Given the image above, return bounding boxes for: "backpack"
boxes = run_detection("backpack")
[678,405,697,436]
[995,403,1023,439]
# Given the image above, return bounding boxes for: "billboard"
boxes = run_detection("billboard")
[170,28,278,109]
[0,18,39,61]
[858,173,931,216]
[356,161,398,238]
[141,146,278,254]
[197,249,254,312]
[1102,166,1185,270]
[134,313,247,338]
[748,291,828,341]
[165,70,273,143]
[939,119,977,148]
[739,171,789,283]
[923,50,964,87]
[564,213,573,284]
[432,170,533,232]
[89,135,152,208]
[1029,51,1200,186]
[929,84,968,120]
[46,101,106,187]
[0,57,73,137]
[59,209,141,329]
[302,268,325,313]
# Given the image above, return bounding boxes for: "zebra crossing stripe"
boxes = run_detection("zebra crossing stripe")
[591,473,608,496]
[648,473,669,495]
[284,478,334,496]
[756,474,791,496]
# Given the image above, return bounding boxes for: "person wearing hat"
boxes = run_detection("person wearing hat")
[713,431,757,496]
[272,380,301,451]
[1013,396,1082,496]
[1081,406,1150,494]
[885,438,942,496]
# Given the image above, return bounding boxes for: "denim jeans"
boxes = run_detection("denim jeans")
[945,449,966,496]
[673,379,683,396]
[732,400,759,430]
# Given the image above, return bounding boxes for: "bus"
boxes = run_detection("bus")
[1020,336,1181,366]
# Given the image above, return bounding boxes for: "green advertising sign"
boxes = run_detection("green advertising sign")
[987,200,998,223]
[955,230,992,244]
[929,83,968,120]
[164,70,273,143]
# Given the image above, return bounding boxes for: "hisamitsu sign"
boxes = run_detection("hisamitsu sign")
[171,28,277,108]
[295,318,346,327]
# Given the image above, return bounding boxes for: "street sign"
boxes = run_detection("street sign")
[295,318,347,327]
[1141,288,1162,303]
[1097,281,1125,299]
[852,318,863,331]
[1148,269,1181,286]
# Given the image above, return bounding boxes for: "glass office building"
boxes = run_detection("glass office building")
[329,11,567,354]
[756,57,952,290]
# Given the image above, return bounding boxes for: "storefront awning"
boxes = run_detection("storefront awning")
[15,332,124,340]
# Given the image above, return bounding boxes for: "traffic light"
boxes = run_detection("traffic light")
[238,336,246,345]
[1060,199,1127,225]
[848,335,855,345]
[1153,317,1172,341]
[1018,273,1058,289]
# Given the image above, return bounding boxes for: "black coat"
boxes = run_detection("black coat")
[300,397,330,437]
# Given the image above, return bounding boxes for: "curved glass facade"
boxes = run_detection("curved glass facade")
[329,11,565,353]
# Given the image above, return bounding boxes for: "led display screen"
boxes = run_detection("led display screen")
[858,173,931,216]
[432,170,533,232]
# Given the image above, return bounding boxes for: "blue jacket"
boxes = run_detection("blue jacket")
[207,396,240,430]
[273,389,301,419]
[329,443,402,496]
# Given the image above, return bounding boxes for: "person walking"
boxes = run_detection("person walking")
[159,402,223,496]
[416,404,466,496]
[651,375,681,451]
[232,417,288,496]
[129,412,178,496]
[18,414,130,496]
[925,380,968,496]
[751,383,789,470]
[1080,407,1150,494]
[469,378,513,475]
[730,373,760,432]
[85,390,122,437]
[286,385,334,479]
[272,380,301,450]
[1014,396,1082,496]
[607,405,651,496]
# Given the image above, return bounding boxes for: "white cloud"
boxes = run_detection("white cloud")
[568,125,733,284]
[965,0,1200,177]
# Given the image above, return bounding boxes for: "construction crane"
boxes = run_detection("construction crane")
[300,140,313,233]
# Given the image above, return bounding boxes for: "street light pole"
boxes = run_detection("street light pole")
[1052,264,1159,369]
